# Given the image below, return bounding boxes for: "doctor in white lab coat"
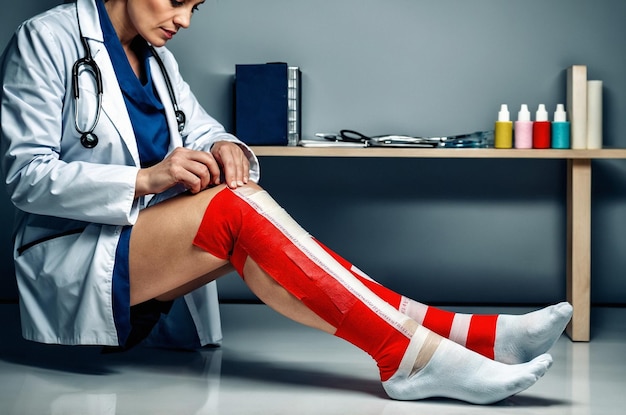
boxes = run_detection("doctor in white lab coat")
[0,0,259,347]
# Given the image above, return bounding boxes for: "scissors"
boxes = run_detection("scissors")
[315,129,369,143]
[315,130,439,147]
[315,130,494,148]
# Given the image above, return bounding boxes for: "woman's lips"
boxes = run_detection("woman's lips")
[162,28,176,40]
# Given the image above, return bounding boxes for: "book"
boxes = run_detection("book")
[567,65,587,149]
[235,63,301,146]
[586,80,603,149]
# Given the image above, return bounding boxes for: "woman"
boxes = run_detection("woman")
[0,0,572,404]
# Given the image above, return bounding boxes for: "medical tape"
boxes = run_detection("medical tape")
[231,188,416,339]
[350,264,376,283]
[401,299,428,325]
[449,313,472,347]
[194,187,351,325]
[466,315,498,359]
[393,324,442,378]
[423,307,455,338]
[314,239,408,312]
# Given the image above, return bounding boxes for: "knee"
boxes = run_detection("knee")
[233,181,263,196]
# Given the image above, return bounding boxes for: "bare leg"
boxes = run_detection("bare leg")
[155,263,234,302]
[128,186,231,305]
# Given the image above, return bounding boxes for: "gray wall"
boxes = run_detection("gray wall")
[1,0,625,305]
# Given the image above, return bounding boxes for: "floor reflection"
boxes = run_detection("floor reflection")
[1,304,625,415]
[5,346,222,415]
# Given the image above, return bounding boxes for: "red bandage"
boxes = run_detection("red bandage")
[466,315,498,359]
[314,240,403,309]
[314,239,499,360]
[193,187,413,381]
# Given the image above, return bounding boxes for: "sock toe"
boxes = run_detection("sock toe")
[495,303,572,364]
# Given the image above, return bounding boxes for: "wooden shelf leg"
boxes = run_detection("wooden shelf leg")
[566,159,591,342]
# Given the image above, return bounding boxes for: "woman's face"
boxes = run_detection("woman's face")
[125,0,205,46]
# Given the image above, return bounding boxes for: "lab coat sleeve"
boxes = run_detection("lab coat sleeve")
[155,47,261,183]
[0,18,138,226]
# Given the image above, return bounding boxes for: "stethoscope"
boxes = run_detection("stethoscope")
[72,8,186,148]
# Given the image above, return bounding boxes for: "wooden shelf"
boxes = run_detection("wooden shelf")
[251,146,626,159]
[250,145,626,341]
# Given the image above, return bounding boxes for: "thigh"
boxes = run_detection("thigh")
[128,184,232,305]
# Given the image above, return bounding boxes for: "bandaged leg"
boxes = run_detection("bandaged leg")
[316,241,572,364]
[193,186,552,403]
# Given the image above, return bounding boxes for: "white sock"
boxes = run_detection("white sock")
[383,327,553,404]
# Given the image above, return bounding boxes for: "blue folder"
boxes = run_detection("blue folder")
[235,63,289,145]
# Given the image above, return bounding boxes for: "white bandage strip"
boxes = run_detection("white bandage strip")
[449,313,472,347]
[401,299,428,325]
[389,325,440,378]
[350,265,375,282]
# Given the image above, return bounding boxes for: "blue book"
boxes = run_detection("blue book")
[235,63,300,145]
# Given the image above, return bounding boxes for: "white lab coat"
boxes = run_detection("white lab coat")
[0,0,259,346]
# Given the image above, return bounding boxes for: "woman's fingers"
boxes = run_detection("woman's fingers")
[211,141,250,188]
[171,148,221,192]
[135,143,250,197]
[135,148,217,196]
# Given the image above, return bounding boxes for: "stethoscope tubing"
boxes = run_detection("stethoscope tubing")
[149,46,186,134]
[73,36,103,149]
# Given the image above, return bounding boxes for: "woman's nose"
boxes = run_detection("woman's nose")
[173,11,192,29]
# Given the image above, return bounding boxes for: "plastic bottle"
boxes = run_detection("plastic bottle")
[551,104,571,149]
[514,104,533,149]
[494,104,513,149]
[532,104,551,149]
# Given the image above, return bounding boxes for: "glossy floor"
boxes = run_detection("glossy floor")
[1,303,624,415]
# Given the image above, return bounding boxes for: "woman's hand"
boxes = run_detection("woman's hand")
[134,142,249,197]
[210,141,250,189]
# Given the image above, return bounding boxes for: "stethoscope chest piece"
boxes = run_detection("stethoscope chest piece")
[175,110,186,133]
[80,132,99,149]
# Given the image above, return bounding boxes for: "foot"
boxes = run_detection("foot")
[383,334,553,404]
[494,302,573,364]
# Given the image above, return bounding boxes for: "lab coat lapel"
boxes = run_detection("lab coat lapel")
[77,0,100,40]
